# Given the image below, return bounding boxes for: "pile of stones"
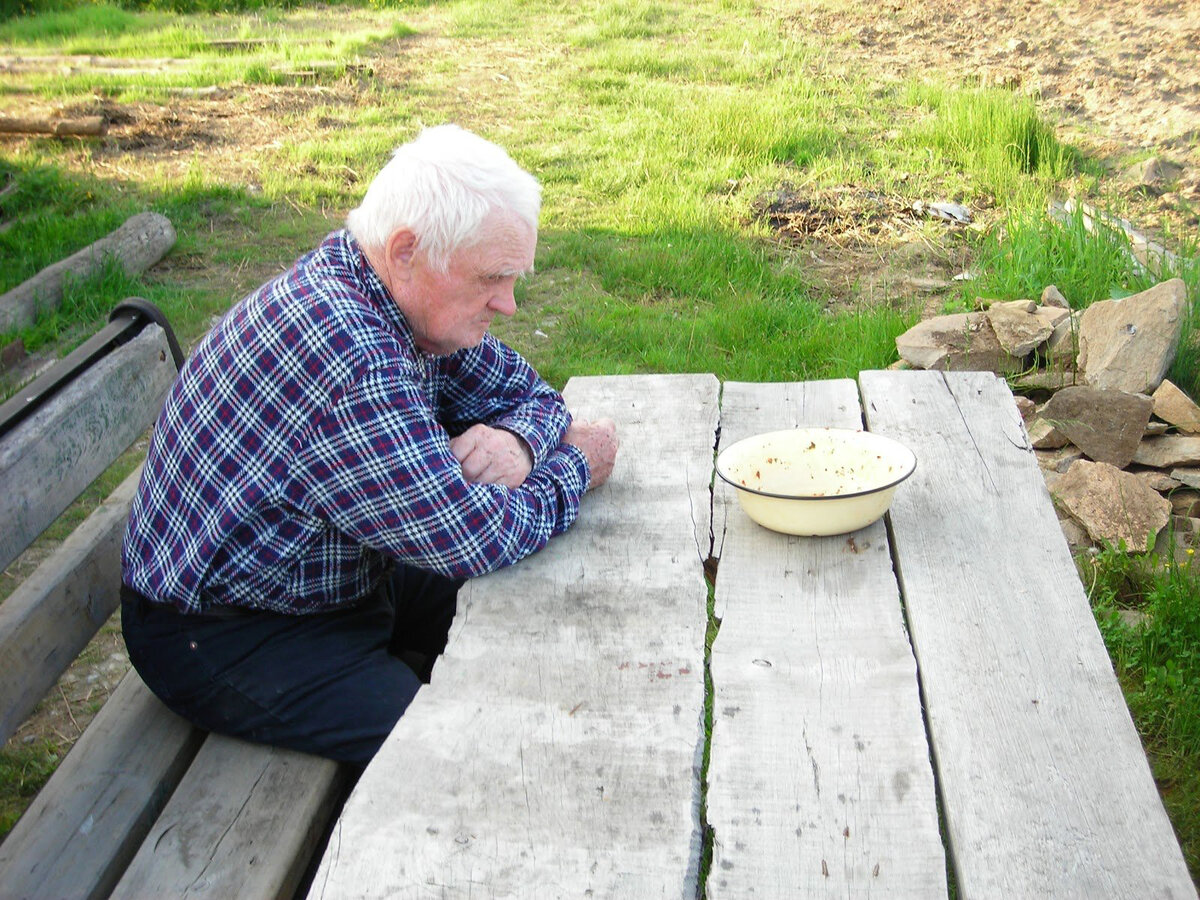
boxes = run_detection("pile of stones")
[894,278,1198,560]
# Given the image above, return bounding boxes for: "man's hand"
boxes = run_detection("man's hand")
[449,424,534,489]
[565,418,618,489]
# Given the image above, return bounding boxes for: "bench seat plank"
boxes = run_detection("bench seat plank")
[0,324,175,572]
[0,670,204,900]
[309,373,718,898]
[0,464,142,746]
[859,370,1196,898]
[111,734,345,899]
[707,380,946,897]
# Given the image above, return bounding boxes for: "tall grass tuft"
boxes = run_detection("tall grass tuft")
[968,204,1157,308]
[905,83,1076,204]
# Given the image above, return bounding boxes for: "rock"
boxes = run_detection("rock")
[1152,515,1200,564]
[1144,420,1171,436]
[1014,395,1036,420]
[1036,307,1075,369]
[1117,608,1149,629]
[1034,305,1071,329]
[1077,278,1187,394]
[1041,386,1154,468]
[1055,511,1092,552]
[990,298,1036,314]
[1131,467,1182,492]
[1027,416,1070,449]
[1006,38,1029,54]
[1036,445,1086,474]
[1123,156,1182,193]
[986,301,1055,357]
[1053,459,1171,551]
[1012,370,1079,392]
[895,312,1026,373]
[1168,490,1200,518]
[1172,467,1200,489]
[1133,434,1200,468]
[1041,284,1070,310]
[1043,469,1062,494]
[1152,379,1200,433]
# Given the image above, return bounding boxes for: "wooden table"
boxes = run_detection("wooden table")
[308,372,1196,899]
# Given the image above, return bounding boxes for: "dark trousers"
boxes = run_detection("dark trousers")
[121,567,462,767]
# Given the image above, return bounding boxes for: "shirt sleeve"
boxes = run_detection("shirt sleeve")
[434,335,571,467]
[285,364,589,580]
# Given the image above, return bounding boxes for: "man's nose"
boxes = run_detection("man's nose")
[489,287,517,317]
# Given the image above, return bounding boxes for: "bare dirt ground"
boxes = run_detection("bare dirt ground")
[3,0,1199,782]
[783,0,1200,308]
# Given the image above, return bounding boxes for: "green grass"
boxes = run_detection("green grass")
[1,0,1199,882]
[0,740,61,836]
[1087,543,1200,875]
[904,83,1079,206]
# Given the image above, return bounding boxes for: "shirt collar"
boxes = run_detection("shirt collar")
[332,229,425,360]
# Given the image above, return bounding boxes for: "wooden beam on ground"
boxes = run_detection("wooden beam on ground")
[859,369,1195,898]
[707,380,946,897]
[0,211,176,332]
[0,55,192,74]
[111,735,346,900]
[0,465,141,746]
[308,373,718,898]
[0,115,107,137]
[0,671,205,900]
[0,324,175,572]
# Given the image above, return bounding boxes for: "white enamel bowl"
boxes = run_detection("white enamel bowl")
[715,427,917,536]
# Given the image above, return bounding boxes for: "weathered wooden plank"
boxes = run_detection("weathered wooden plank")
[309,373,718,898]
[0,324,175,571]
[0,212,175,332]
[707,380,946,898]
[111,735,346,900]
[0,464,141,746]
[0,670,205,900]
[859,369,1196,899]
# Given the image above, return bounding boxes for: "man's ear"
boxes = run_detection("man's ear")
[384,229,418,281]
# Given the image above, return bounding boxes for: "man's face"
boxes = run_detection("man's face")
[396,211,537,356]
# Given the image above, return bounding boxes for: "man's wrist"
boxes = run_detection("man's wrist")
[494,426,535,469]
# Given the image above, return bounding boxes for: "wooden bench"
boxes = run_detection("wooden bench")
[310,372,1197,899]
[0,301,347,899]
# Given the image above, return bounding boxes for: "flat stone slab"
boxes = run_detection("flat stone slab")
[1054,459,1171,550]
[1078,279,1187,394]
[1152,379,1200,433]
[895,312,1026,374]
[986,300,1053,357]
[1041,386,1153,468]
[1133,434,1200,468]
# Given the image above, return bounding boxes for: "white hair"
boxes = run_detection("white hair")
[346,124,541,272]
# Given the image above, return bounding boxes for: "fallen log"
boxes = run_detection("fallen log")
[0,116,108,137]
[0,212,176,333]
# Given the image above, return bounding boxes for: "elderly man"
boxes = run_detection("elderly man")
[121,125,618,766]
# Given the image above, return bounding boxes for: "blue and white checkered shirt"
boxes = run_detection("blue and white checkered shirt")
[122,230,589,615]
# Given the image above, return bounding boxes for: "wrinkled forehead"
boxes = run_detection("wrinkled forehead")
[460,209,538,276]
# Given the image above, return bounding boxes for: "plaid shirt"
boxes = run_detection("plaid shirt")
[123,230,589,615]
